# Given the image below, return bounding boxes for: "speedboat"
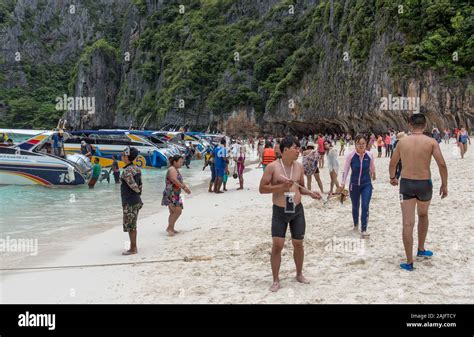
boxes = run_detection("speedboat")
[153,131,208,154]
[99,129,185,157]
[185,132,212,151]
[0,129,47,147]
[0,132,88,186]
[68,130,169,168]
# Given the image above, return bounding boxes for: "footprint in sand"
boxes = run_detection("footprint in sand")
[346,259,366,266]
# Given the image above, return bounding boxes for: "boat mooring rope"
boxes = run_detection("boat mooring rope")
[0,255,214,272]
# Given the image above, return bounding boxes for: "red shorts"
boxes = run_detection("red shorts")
[88,178,98,187]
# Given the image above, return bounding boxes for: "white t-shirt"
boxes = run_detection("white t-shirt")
[231,143,240,158]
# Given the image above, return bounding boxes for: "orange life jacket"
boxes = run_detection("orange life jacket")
[262,148,276,165]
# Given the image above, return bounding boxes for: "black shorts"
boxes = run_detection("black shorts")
[400,178,433,202]
[377,146,382,152]
[271,203,306,240]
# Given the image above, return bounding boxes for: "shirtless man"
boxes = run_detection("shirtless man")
[259,135,322,292]
[389,113,448,271]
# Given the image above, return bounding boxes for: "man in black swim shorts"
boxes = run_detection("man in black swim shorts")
[259,135,321,292]
[389,113,448,271]
[399,178,433,202]
[272,203,306,240]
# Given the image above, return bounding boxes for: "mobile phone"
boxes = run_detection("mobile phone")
[284,192,296,213]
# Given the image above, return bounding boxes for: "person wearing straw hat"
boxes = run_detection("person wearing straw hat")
[259,135,321,292]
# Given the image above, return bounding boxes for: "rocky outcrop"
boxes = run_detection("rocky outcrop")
[65,41,121,129]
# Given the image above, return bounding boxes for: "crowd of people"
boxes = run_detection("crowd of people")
[116,113,463,282]
[5,116,463,291]
[62,111,468,293]
[254,114,452,291]
[37,117,465,292]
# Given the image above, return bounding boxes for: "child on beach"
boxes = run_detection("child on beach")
[339,136,345,156]
[222,166,229,192]
[203,147,212,170]
[120,147,143,255]
[223,158,230,191]
[162,155,191,236]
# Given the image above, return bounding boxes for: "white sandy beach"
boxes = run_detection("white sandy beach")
[1,142,473,304]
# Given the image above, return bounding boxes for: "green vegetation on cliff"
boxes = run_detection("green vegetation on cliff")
[0,0,472,129]
[0,61,75,128]
[390,0,473,80]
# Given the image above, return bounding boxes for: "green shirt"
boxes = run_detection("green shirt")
[92,164,102,179]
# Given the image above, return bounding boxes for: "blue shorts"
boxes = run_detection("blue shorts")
[215,167,225,178]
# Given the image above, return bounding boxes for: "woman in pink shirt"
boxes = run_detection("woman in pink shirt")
[317,134,326,168]
[384,133,392,157]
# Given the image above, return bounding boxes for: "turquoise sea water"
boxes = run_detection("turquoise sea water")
[0,162,209,267]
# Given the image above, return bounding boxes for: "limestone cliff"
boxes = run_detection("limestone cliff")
[0,0,472,134]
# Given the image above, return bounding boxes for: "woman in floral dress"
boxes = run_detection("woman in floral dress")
[162,155,191,236]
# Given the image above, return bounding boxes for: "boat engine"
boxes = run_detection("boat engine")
[66,153,93,177]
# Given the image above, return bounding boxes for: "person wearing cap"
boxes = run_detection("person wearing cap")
[120,146,143,255]
[81,140,94,159]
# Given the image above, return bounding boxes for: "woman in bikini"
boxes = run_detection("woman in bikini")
[236,146,246,190]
